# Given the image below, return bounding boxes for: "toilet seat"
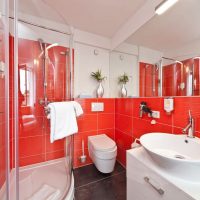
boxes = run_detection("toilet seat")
[89,134,116,151]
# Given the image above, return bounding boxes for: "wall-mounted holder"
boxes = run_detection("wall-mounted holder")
[164,97,174,115]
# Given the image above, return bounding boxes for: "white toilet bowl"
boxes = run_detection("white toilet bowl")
[88,134,117,173]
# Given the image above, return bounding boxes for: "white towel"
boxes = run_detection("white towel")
[27,184,60,200]
[48,101,83,143]
[71,101,84,117]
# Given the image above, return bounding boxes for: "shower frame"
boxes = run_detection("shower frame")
[11,3,75,199]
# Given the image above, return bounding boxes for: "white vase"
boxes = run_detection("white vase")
[121,84,127,97]
[97,82,104,98]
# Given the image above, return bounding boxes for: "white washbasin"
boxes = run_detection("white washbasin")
[140,133,200,182]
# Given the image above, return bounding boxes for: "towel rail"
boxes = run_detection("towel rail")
[43,101,78,119]
[44,106,51,116]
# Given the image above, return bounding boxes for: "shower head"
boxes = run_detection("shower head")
[46,43,59,50]
[175,60,183,65]
[38,39,58,51]
[38,39,59,58]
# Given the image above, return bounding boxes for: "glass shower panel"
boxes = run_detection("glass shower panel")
[17,37,73,200]
[139,62,159,97]
[162,63,177,96]
[17,1,74,199]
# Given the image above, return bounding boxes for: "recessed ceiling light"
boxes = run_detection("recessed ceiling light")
[155,0,178,15]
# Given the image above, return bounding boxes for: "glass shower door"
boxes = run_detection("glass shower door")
[16,1,74,199]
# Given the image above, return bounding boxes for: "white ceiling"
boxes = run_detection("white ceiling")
[126,0,200,52]
[18,0,200,52]
[18,0,147,37]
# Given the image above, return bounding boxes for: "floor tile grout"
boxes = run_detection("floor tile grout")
[75,170,126,190]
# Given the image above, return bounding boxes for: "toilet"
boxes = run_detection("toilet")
[88,134,117,173]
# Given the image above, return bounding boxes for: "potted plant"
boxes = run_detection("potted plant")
[118,73,130,97]
[91,69,106,97]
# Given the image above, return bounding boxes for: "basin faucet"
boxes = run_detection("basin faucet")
[182,110,195,138]
[139,102,152,118]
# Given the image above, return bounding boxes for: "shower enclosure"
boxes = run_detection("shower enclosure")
[162,57,200,96]
[139,62,161,97]
[0,0,75,199]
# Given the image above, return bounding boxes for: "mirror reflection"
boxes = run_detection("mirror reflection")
[110,0,200,97]
[109,48,138,98]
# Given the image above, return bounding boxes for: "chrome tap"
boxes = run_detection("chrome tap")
[139,102,152,118]
[182,110,195,138]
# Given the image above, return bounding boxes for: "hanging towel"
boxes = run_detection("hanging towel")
[71,101,84,116]
[27,184,60,200]
[48,101,83,143]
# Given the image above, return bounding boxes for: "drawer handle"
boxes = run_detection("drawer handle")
[144,176,165,195]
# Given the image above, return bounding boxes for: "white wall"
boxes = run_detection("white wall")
[115,42,138,55]
[74,42,139,98]
[139,46,163,64]
[16,22,70,47]
[74,43,110,98]
[109,51,138,97]
[163,39,200,61]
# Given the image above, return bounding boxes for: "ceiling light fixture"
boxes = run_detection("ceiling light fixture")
[46,43,59,50]
[155,0,178,15]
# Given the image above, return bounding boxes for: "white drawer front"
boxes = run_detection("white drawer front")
[127,156,193,200]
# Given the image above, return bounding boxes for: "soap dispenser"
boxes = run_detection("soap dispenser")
[164,98,174,114]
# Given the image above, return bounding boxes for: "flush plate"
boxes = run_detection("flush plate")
[91,102,104,112]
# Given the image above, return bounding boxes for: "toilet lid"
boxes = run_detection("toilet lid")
[89,134,116,151]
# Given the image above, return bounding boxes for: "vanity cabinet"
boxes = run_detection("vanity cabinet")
[127,148,194,200]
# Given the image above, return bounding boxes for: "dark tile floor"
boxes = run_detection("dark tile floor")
[74,162,126,200]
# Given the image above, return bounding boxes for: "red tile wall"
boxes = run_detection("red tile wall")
[115,97,200,167]
[140,59,200,97]
[74,98,115,168]
[163,58,200,96]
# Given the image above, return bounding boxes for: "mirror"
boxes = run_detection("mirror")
[109,44,139,98]
[109,42,163,98]
[110,0,200,97]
